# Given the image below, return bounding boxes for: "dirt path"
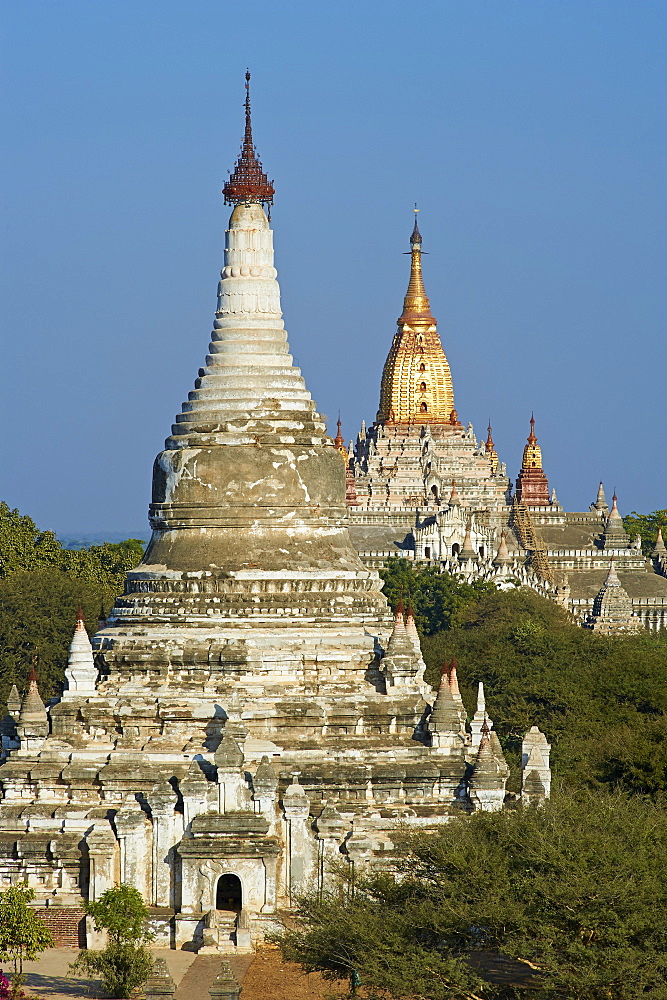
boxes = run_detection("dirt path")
[238,945,348,1000]
[174,953,253,1000]
[17,946,348,1000]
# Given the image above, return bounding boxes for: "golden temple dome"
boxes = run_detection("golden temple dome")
[377,213,454,424]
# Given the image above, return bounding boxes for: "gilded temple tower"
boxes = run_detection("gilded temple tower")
[377,215,455,425]
[349,214,511,528]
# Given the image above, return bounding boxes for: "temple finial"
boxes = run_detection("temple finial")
[528,413,537,444]
[485,421,498,473]
[223,71,274,209]
[333,413,345,451]
[399,213,433,326]
[411,204,422,246]
[515,414,550,505]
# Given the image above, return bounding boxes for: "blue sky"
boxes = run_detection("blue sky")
[1,1,665,537]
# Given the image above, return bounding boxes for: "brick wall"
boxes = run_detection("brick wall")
[34,909,86,948]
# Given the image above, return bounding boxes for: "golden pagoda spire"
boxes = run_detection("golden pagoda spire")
[377,210,454,424]
[485,421,499,473]
[515,415,550,505]
[398,214,435,326]
[522,414,542,470]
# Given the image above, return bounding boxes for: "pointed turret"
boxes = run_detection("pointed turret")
[398,217,436,327]
[448,480,461,507]
[377,213,454,424]
[448,656,463,704]
[333,416,359,508]
[601,493,629,549]
[586,557,641,634]
[222,71,274,209]
[470,681,491,749]
[17,665,49,752]
[63,608,98,698]
[521,725,551,803]
[214,732,245,772]
[7,684,21,721]
[405,603,420,650]
[333,416,346,455]
[514,415,550,506]
[653,527,667,558]
[485,422,499,474]
[428,661,466,748]
[492,529,512,567]
[591,482,609,514]
[469,720,507,812]
[459,524,477,562]
[381,599,424,688]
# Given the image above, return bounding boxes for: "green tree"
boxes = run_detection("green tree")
[421,588,667,796]
[0,884,54,980]
[379,557,493,635]
[0,569,109,708]
[0,503,61,578]
[278,790,667,1000]
[70,885,153,999]
[622,509,667,556]
[0,501,145,710]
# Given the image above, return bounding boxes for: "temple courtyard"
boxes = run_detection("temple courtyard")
[20,946,345,1000]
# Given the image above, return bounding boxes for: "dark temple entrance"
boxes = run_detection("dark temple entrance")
[216,873,242,913]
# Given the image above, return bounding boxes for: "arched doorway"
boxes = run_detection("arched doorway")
[216,874,242,913]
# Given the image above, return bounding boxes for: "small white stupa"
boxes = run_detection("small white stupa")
[62,608,98,698]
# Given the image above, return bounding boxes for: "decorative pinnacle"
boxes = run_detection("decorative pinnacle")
[486,422,495,450]
[528,414,537,444]
[410,204,422,246]
[222,71,275,209]
[398,212,434,326]
[334,416,343,445]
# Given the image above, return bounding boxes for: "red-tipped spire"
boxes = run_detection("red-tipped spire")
[334,416,344,449]
[440,657,450,679]
[527,413,537,445]
[485,422,495,451]
[449,656,461,697]
[76,605,85,624]
[223,71,275,209]
[28,663,38,684]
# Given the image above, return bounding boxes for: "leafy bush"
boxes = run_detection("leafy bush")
[379,557,493,634]
[70,885,153,999]
[0,885,54,978]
